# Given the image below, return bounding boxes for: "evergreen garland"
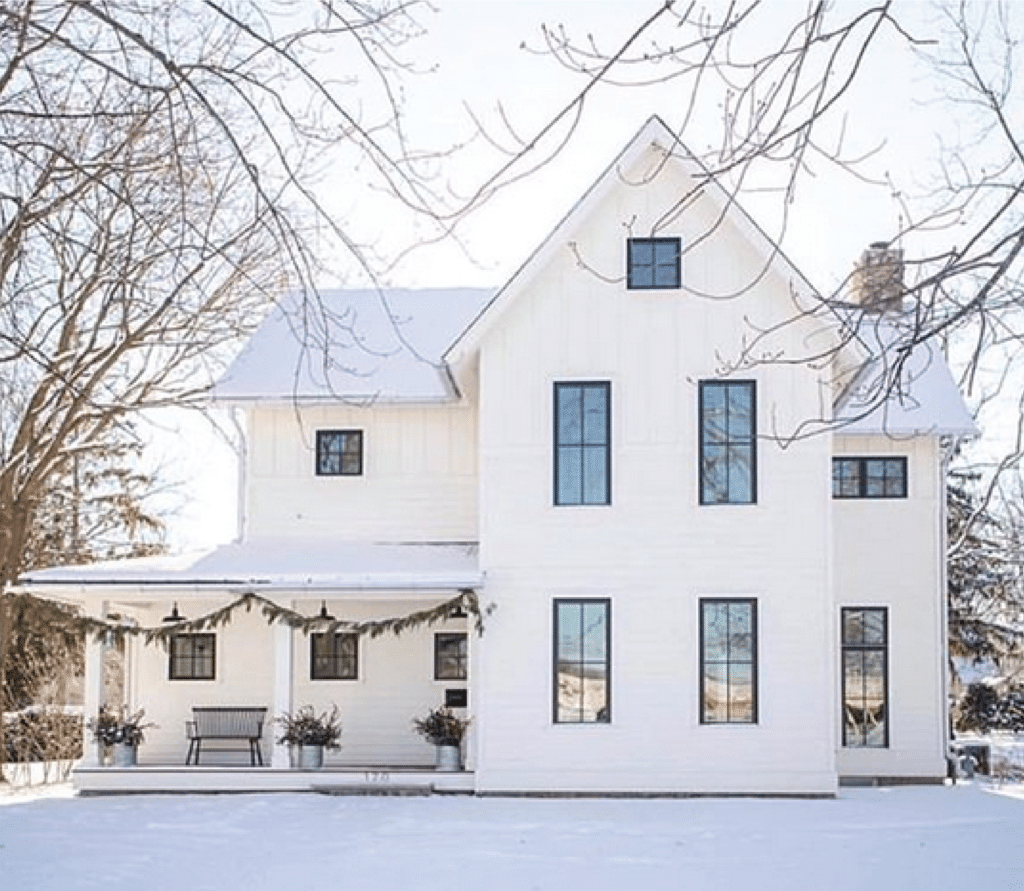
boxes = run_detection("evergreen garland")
[54,587,489,644]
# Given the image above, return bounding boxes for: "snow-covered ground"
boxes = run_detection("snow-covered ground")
[0,781,1021,890]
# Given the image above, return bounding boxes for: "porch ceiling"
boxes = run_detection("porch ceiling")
[14,539,482,601]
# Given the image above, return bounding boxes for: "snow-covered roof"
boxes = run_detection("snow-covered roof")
[15,540,482,597]
[834,320,977,438]
[213,289,493,404]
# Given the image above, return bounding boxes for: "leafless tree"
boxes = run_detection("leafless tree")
[470,3,1023,440]
[0,0,453,776]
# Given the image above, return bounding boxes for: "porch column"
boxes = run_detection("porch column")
[271,618,293,768]
[466,613,477,772]
[80,600,109,767]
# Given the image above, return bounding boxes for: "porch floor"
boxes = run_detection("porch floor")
[73,764,476,796]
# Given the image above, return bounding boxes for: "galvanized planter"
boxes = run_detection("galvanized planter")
[435,744,461,772]
[298,744,324,770]
[112,743,138,767]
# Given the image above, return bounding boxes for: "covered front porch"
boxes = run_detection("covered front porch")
[16,539,484,794]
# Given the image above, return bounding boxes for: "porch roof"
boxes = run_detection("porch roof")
[15,540,482,598]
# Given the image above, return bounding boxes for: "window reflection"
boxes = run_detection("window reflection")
[554,600,610,723]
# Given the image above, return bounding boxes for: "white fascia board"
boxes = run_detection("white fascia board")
[19,575,485,602]
[210,392,460,409]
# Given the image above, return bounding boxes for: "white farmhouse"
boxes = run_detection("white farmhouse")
[18,117,976,796]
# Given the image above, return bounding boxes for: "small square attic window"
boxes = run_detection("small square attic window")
[627,237,681,289]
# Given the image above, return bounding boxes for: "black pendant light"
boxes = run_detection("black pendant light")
[317,600,334,621]
[162,602,186,623]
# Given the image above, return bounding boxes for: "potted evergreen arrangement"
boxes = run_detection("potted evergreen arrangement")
[275,705,341,770]
[412,706,470,772]
[87,705,154,767]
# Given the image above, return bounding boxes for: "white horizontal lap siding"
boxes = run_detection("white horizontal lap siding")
[833,435,946,779]
[245,402,478,541]
[127,603,277,766]
[289,598,469,768]
[474,151,838,794]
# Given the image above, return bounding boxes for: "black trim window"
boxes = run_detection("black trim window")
[627,237,681,289]
[700,381,756,504]
[434,633,468,681]
[554,599,610,723]
[316,430,363,476]
[169,634,216,680]
[554,382,610,506]
[700,599,757,724]
[841,607,888,747]
[832,457,907,498]
[311,632,358,680]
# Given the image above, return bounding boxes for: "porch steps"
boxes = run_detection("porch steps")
[312,782,433,797]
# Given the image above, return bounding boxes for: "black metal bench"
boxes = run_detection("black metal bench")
[185,706,267,766]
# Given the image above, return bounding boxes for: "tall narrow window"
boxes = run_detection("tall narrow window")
[169,634,216,680]
[841,607,888,747]
[554,382,610,506]
[832,458,907,498]
[316,430,363,476]
[554,599,610,723]
[627,237,681,289]
[700,599,757,723]
[310,632,359,680]
[434,632,468,681]
[700,380,756,504]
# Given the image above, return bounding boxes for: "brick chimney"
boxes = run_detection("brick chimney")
[852,241,904,313]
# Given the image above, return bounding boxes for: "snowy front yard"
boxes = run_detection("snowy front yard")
[1,783,1021,890]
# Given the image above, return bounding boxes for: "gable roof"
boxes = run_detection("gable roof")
[444,115,834,367]
[212,288,492,404]
[835,320,977,438]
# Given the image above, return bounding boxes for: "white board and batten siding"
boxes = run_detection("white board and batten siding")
[833,434,948,781]
[244,402,478,542]
[472,144,840,795]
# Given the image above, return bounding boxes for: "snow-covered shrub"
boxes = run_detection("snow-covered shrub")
[3,707,82,763]
[957,682,1024,733]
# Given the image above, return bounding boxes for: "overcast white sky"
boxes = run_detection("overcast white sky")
[364,0,951,293]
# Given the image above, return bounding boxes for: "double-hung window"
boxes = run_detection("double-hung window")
[832,457,907,498]
[841,607,888,747]
[627,237,681,289]
[169,633,216,681]
[310,632,359,680]
[699,599,758,723]
[316,430,363,476]
[553,599,610,723]
[554,382,610,506]
[699,380,756,504]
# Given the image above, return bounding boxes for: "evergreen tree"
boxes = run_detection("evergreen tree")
[947,474,1024,681]
[2,423,165,712]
